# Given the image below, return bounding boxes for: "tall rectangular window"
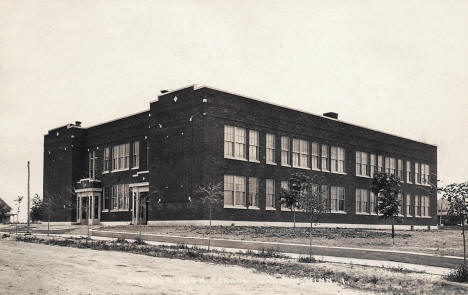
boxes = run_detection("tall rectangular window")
[111,184,129,210]
[377,155,383,172]
[102,187,110,211]
[311,142,319,170]
[331,146,345,173]
[280,181,290,210]
[88,150,97,179]
[397,193,403,215]
[224,175,246,207]
[224,125,246,160]
[103,147,110,172]
[406,194,412,216]
[370,192,376,214]
[331,186,345,212]
[249,130,259,162]
[266,134,276,164]
[224,175,234,207]
[356,151,369,176]
[397,159,403,180]
[415,194,421,216]
[321,144,330,171]
[421,164,430,185]
[292,139,300,167]
[415,162,421,184]
[370,154,376,177]
[132,141,139,168]
[321,185,329,210]
[281,136,290,166]
[112,143,130,171]
[390,158,396,175]
[356,189,369,213]
[266,179,275,209]
[406,161,412,183]
[248,177,259,208]
[422,196,430,217]
[300,139,309,168]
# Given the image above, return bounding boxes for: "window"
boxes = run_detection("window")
[321,144,330,171]
[377,155,383,172]
[406,194,412,216]
[415,162,421,184]
[331,146,345,173]
[224,125,246,160]
[421,164,430,185]
[397,159,403,180]
[248,177,259,208]
[331,186,345,212]
[311,142,319,170]
[112,143,130,171]
[88,150,97,179]
[249,130,259,162]
[266,179,275,209]
[370,192,376,214]
[385,157,396,175]
[415,195,421,216]
[422,196,430,217]
[292,139,309,168]
[102,187,110,211]
[280,181,290,210]
[370,154,376,177]
[281,136,290,166]
[224,175,246,207]
[111,184,129,210]
[356,151,369,176]
[266,134,276,164]
[406,161,412,183]
[103,147,110,172]
[397,193,403,215]
[321,185,329,210]
[356,189,369,213]
[132,141,139,168]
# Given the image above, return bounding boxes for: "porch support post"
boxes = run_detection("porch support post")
[90,196,94,224]
[135,190,140,225]
[77,196,81,223]
[98,193,101,221]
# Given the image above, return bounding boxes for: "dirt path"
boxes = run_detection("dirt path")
[0,240,365,295]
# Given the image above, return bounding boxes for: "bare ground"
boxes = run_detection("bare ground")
[0,239,363,295]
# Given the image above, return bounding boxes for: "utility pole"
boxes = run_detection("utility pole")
[27,161,30,233]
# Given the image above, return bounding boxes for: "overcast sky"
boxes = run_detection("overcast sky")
[1,0,467,221]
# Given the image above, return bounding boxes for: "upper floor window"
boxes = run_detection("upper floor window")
[103,147,110,172]
[224,125,246,160]
[406,161,413,183]
[321,144,330,171]
[311,142,319,170]
[385,157,396,175]
[415,162,421,184]
[132,141,139,168]
[397,159,403,180]
[356,151,369,177]
[330,186,345,212]
[421,164,430,185]
[88,150,97,179]
[331,146,345,173]
[266,179,276,209]
[249,130,259,162]
[111,183,129,210]
[377,155,383,172]
[292,139,309,169]
[370,154,376,177]
[266,134,276,164]
[224,175,246,208]
[249,177,259,208]
[112,143,130,171]
[281,136,290,166]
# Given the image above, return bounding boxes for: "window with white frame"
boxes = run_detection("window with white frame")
[112,143,130,171]
[280,181,290,210]
[355,189,369,213]
[311,142,319,170]
[331,186,345,212]
[224,175,246,207]
[421,164,430,185]
[356,151,369,176]
[414,194,421,216]
[422,195,430,217]
[385,157,396,175]
[281,136,290,166]
[370,154,376,177]
[331,146,345,173]
[321,185,329,210]
[406,193,412,216]
[111,183,129,210]
[103,147,110,172]
[377,155,383,172]
[370,191,376,214]
[249,130,259,162]
[397,193,403,215]
[224,125,246,160]
[266,134,276,164]
[397,159,403,180]
[415,162,421,184]
[102,187,110,211]
[248,177,259,208]
[266,179,275,209]
[88,150,97,179]
[406,161,412,183]
[132,141,139,168]
[292,139,309,168]
[321,144,330,171]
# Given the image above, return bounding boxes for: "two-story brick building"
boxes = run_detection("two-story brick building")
[43,85,437,228]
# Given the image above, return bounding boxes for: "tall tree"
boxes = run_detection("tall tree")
[371,172,401,246]
[439,182,468,266]
[30,194,43,222]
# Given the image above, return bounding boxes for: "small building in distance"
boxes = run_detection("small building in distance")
[0,198,14,224]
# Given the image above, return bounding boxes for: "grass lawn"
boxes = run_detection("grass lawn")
[101,225,466,257]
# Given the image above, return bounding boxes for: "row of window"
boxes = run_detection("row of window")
[355,151,430,185]
[224,125,346,173]
[88,141,141,178]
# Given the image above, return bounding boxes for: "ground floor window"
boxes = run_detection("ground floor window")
[102,187,110,211]
[111,184,129,210]
[331,186,345,212]
[248,177,259,208]
[355,189,369,213]
[266,179,275,209]
[224,175,246,207]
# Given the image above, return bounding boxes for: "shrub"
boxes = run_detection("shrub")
[445,264,468,283]
[2,233,10,239]
[115,237,128,244]
[133,237,146,245]
[298,256,317,263]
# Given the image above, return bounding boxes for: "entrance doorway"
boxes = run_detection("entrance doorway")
[81,197,89,225]
[130,183,149,225]
[76,189,102,225]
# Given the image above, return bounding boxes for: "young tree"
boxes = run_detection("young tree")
[30,194,44,222]
[194,182,224,251]
[13,196,23,233]
[439,182,468,266]
[371,172,401,246]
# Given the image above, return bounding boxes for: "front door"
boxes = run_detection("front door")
[138,192,148,225]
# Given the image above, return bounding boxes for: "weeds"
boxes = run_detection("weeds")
[298,256,317,263]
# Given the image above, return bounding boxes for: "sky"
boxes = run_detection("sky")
[1,0,467,221]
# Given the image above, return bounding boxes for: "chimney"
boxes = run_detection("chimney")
[323,112,338,120]
[160,90,168,94]
[75,121,82,127]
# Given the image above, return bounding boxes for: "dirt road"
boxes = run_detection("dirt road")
[0,240,363,294]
